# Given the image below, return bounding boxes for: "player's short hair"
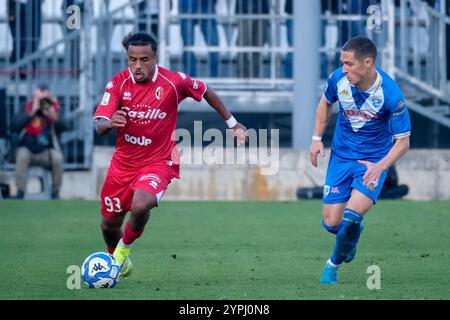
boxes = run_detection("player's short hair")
[122,32,158,53]
[342,36,377,61]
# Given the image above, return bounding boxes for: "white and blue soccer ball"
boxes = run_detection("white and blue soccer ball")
[81,252,121,288]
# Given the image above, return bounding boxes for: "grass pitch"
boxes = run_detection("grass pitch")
[0,200,449,300]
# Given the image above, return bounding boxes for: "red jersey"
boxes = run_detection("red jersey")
[93,66,207,171]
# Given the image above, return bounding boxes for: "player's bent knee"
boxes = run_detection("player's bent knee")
[130,197,157,214]
[323,216,342,228]
[322,219,342,234]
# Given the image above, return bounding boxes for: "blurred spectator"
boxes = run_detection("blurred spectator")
[11,84,64,199]
[235,0,270,78]
[0,171,10,199]
[8,0,43,79]
[180,0,219,77]
[135,0,159,38]
[379,165,409,199]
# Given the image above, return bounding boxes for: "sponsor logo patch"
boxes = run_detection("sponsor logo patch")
[123,91,132,101]
[139,174,162,183]
[101,92,111,105]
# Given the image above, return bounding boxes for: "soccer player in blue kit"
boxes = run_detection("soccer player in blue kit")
[309,37,411,284]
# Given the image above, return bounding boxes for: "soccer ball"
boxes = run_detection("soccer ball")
[81,252,121,288]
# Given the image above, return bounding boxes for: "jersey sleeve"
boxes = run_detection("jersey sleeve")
[323,72,338,104]
[93,77,121,121]
[176,72,207,102]
[386,89,411,139]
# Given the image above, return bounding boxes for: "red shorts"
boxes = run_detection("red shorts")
[100,159,179,217]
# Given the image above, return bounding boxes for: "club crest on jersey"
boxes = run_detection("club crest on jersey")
[123,91,132,101]
[155,86,164,100]
[371,98,383,109]
[323,185,331,198]
[193,80,199,90]
[366,182,377,192]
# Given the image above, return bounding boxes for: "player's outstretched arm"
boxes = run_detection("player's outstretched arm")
[95,110,127,136]
[358,136,410,187]
[203,87,248,145]
[309,96,333,167]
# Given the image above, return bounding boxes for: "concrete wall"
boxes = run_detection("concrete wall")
[2,147,449,200]
[66,147,450,201]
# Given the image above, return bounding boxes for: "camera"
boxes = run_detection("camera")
[39,97,53,112]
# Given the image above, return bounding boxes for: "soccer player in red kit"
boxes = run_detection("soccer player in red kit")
[93,32,248,279]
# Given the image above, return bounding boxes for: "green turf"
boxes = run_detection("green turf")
[0,200,449,300]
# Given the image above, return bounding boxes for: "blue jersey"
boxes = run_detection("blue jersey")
[323,67,411,161]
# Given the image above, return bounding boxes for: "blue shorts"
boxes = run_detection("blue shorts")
[322,152,389,204]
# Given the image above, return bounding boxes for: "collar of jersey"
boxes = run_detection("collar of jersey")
[350,71,382,95]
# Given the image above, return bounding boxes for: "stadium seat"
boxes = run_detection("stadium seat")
[93,0,103,18]
[278,23,289,61]
[217,24,229,60]
[408,0,430,61]
[0,23,13,59]
[42,0,64,20]
[168,23,183,60]
[24,167,52,200]
[193,23,209,61]
[109,0,135,19]
[39,23,65,55]
[229,26,239,61]
[0,0,12,59]
[324,19,338,60]
[167,0,183,61]
[215,0,229,60]
[111,24,134,53]
[216,0,229,15]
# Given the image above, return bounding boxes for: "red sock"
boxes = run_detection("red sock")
[122,222,144,245]
[107,246,115,254]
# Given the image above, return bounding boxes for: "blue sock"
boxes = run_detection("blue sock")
[321,219,342,235]
[330,208,364,265]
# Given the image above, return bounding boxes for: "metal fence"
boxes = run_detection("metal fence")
[0,0,449,171]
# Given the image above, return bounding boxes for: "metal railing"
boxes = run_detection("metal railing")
[1,0,449,172]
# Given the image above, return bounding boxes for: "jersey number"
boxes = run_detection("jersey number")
[104,197,122,213]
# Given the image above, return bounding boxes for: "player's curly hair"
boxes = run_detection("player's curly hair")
[122,32,158,53]
[342,36,377,61]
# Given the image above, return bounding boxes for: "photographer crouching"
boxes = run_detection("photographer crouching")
[12,84,63,199]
